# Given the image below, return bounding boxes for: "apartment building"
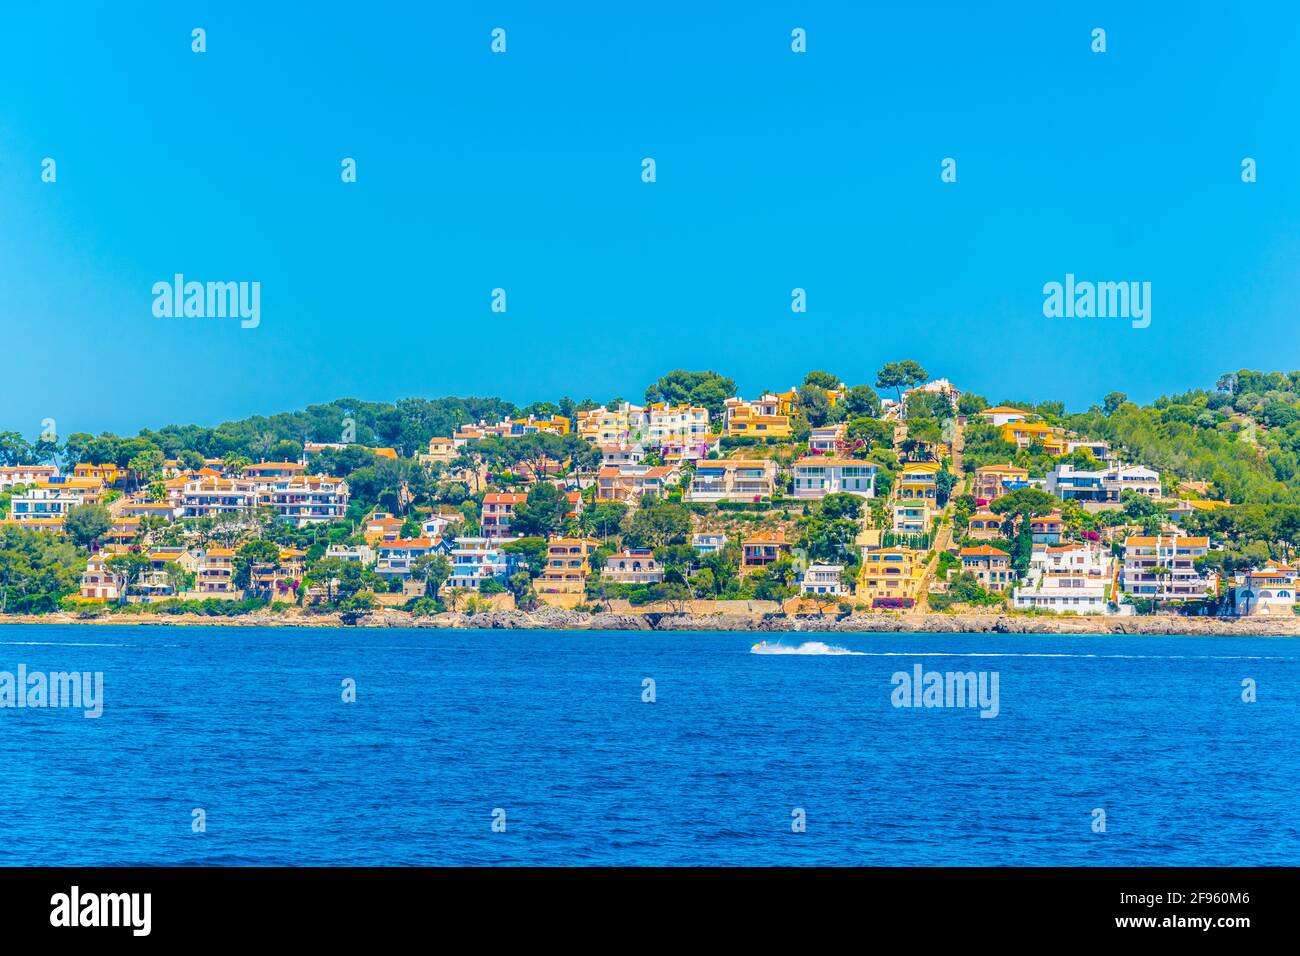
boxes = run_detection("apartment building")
[1030,511,1065,545]
[595,464,682,503]
[537,538,600,593]
[6,485,91,526]
[376,538,441,581]
[448,537,518,590]
[72,462,123,485]
[196,548,237,594]
[0,465,58,490]
[659,434,721,463]
[480,492,528,540]
[790,457,877,500]
[257,475,350,525]
[647,404,710,443]
[181,477,261,518]
[79,554,121,601]
[684,459,777,503]
[1121,535,1215,603]
[723,396,792,439]
[892,500,933,535]
[1012,542,1112,613]
[577,402,649,445]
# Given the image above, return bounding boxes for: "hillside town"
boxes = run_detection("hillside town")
[1,364,1297,623]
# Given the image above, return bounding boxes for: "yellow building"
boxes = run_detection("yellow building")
[896,462,940,501]
[1000,421,1067,456]
[73,462,123,485]
[577,403,645,444]
[420,437,457,465]
[724,397,792,439]
[859,548,927,607]
[538,537,601,593]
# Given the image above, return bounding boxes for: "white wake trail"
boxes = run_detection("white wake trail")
[750,641,864,656]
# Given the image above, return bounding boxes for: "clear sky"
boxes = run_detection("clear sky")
[2,1,1297,436]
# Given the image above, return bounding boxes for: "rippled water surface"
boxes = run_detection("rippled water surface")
[1,625,1297,865]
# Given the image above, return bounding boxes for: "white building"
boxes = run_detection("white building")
[376,538,440,580]
[647,405,710,443]
[0,465,59,490]
[1231,566,1297,616]
[1121,535,1216,604]
[684,459,777,503]
[257,475,350,526]
[7,485,89,525]
[800,564,845,596]
[976,406,1031,427]
[892,500,932,535]
[791,457,877,500]
[691,532,727,555]
[325,544,376,565]
[1012,542,1113,613]
[448,537,517,590]
[807,424,846,455]
[601,549,663,585]
[1047,463,1160,505]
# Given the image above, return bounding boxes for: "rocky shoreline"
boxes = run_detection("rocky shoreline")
[3,607,1298,636]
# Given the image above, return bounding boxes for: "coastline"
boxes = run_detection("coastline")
[3,608,1298,636]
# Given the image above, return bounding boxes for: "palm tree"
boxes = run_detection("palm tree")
[223,455,252,478]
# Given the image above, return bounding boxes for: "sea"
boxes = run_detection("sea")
[1,625,1297,865]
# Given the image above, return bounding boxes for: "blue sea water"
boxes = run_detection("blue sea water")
[0,625,1297,866]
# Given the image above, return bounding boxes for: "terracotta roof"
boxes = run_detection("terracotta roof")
[961,545,1010,557]
[483,493,528,504]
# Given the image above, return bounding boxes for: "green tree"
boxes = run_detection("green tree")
[803,370,840,390]
[105,552,152,604]
[644,370,737,421]
[875,360,928,405]
[625,499,692,550]
[797,384,831,427]
[63,503,112,549]
[410,554,452,599]
[501,537,549,578]
[841,385,882,420]
[235,539,281,590]
[509,483,570,537]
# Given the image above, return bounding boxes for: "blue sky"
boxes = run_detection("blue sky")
[2,1,1297,436]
